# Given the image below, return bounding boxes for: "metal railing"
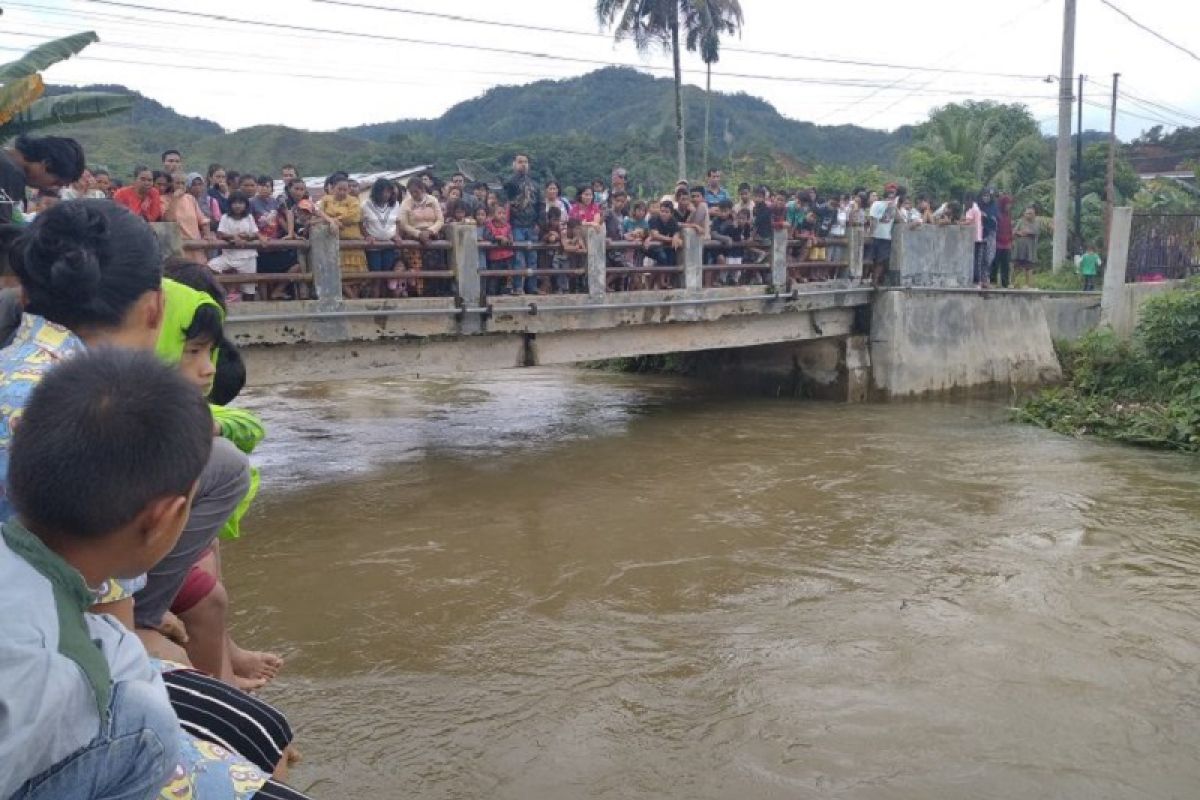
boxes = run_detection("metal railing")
[154,222,869,312]
[1128,213,1200,282]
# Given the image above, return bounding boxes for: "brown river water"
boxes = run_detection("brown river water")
[226,368,1200,799]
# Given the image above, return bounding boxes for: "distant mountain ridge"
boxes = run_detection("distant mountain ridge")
[340,68,913,168]
[39,68,918,181]
[38,69,1193,189]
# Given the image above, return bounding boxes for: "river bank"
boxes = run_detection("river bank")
[1017,278,1200,452]
[227,369,1200,798]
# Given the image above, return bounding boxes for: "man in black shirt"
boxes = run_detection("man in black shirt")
[0,134,85,223]
[0,135,86,275]
[502,153,544,295]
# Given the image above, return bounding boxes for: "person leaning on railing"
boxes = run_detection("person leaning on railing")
[317,172,367,299]
[398,176,445,296]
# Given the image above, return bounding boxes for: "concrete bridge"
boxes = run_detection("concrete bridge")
[156,220,1121,400]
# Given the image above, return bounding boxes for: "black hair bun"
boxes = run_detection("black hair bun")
[30,201,108,301]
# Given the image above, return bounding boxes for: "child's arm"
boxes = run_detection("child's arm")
[317,201,340,231]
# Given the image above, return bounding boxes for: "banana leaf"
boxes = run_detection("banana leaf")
[0,75,45,127]
[0,31,99,82]
[0,91,134,138]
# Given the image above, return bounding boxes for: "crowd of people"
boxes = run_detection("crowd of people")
[0,134,314,799]
[9,143,1052,302]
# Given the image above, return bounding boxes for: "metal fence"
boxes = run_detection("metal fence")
[1128,213,1200,282]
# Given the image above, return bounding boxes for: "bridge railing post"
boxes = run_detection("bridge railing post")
[150,221,183,262]
[585,226,607,301]
[681,227,703,292]
[847,224,864,284]
[450,223,484,332]
[771,227,789,293]
[451,222,482,307]
[309,223,344,311]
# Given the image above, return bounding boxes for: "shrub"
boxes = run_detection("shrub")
[1137,285,1200,368]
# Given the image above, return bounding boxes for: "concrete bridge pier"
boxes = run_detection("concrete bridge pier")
[683,332,872,403]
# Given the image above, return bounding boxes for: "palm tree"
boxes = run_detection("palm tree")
[684,0,743,175]
[597,0,687,180]
[0,32,134,140]
[912,103,1046,194]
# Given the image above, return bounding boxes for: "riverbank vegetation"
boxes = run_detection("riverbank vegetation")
[1016,279,1200,452]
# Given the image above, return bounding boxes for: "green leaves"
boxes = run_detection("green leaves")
[0,31,98,83]
[0,32,136,138]
[902,101,1049,199]
[0,91,134,138]
[1138,287,1200,368]
[1018,285,1200,452]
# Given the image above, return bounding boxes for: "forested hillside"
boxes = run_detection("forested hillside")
[37,69,912,186]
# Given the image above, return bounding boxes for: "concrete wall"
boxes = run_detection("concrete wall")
[1103,280,1185,339]
[870,289,1062,398]
[889,225,975,288]
[1040,293,1102,341]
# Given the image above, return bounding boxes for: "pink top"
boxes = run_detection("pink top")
[569,202,602,224]
[964,203,983,243]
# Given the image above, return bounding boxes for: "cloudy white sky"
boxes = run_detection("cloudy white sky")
[5,0,1199,141]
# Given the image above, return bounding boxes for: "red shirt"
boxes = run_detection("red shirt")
[484,219,514,262]
[568,202,602,224]
[996,208,1014,249]
[112,186,164,222]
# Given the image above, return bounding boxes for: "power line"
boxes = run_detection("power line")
[29,4,1055,95]
[1115,83,1200,126]
[1096,0,1200,64]
[1082,98,1185,129]
[815,0,1055,125]
[1083,77,1200,128]
[312,0,1052,82]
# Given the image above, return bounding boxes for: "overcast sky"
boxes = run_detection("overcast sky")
[6,0,1199,141]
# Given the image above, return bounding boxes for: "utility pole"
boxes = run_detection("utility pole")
[1075,73,1085,254]
[1053,0,1077,272]
[1105,72,1121,251]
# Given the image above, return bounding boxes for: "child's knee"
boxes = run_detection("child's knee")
[183,579,229,623]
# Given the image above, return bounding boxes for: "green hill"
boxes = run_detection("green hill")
[39,69,913,189]
[186,126,377,180]
[39,84,222,175]
[342,67,911,169]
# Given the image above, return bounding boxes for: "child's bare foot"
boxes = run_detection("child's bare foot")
[273,744,303,781]
[230,643,284,687]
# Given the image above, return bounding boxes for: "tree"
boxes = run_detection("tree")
[0,32,133,139]
[1134,178,1200,213]
[597,0,688,180]
[901,101,1049,201]
[598,0,744,181]
[683,0,743,175]
[1078,142,1139,202]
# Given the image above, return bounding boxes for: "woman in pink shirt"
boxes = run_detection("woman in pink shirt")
[568,186,603,226]
[962,197,984,286]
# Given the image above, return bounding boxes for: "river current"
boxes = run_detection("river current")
[226,368,1200,799]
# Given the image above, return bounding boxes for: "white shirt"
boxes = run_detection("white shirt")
[361,200,400,241]
[831,208,848,237]
[216,214,259,267]
[869,199,898,241]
